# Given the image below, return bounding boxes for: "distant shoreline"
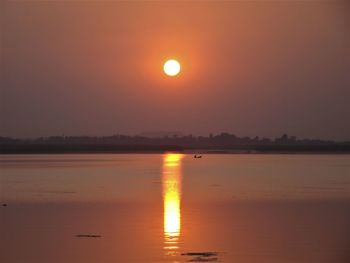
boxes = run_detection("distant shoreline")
[1,144,349,154]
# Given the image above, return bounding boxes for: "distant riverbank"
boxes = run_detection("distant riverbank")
[1,143,349,154]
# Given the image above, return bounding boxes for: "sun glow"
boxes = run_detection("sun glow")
[163,59,181,76]
[162,153,183,253]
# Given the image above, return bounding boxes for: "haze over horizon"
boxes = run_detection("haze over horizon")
[1,1,349,140]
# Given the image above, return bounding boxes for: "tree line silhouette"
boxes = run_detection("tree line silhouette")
[1,133,349,153]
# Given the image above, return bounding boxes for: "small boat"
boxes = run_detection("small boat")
[194,155,202,159]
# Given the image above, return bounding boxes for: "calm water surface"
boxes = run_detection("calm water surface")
[1,154,350,263]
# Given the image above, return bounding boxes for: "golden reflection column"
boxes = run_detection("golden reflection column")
[162,154,183,253]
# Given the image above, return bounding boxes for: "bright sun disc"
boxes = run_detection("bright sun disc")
[163,59,181,76]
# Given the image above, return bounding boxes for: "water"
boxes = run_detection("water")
[1,154,349,263]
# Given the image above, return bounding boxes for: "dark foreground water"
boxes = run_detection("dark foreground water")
[1,154,349,263]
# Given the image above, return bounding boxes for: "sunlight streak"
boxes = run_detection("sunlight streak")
[162,153,183,254]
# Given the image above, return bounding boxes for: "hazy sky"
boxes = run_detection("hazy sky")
[1,1,349,140]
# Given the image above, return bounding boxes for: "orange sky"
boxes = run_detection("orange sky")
[1,1,349,139]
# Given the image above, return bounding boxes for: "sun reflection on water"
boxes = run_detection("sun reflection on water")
[162,153,183,255]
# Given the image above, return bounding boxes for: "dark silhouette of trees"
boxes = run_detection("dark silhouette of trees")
[0,133,349,153]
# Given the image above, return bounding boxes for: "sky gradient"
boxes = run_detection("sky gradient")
[1,1,349,140]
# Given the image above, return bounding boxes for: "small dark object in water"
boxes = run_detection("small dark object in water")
[75,234,101,238]
[194,155,202,158]
[2,203,7,207]
[182,252,220,262]
[182,252,218,257]
[188,257,218,262]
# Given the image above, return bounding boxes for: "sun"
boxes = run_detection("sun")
[163,59,181,76]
